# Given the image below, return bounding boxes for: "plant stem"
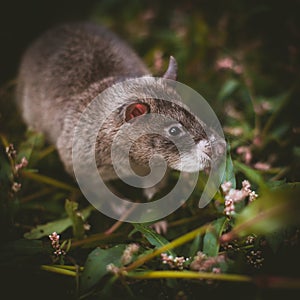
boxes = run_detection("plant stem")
[128,271,300,289]
[71,232,123,248]
[41,265,77,277]
[21,170,78,192]
[220,204,284,243]
[20,187,53,203]
[127,270,252,283]
[124,223,209,272]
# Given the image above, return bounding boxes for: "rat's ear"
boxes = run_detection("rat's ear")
[163,56,178,80]
[125,103,150,122]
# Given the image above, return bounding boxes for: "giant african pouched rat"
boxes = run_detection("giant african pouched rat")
[17,22,225,201]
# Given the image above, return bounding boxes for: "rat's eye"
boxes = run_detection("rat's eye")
[168,126,182,136]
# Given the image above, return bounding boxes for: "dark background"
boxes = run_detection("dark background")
[1,0,299,87]
[0,0,98,84]
[0,1,299,299]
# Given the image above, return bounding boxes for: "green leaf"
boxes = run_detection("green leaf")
[222,144,236,188]
[261,92,292,138]
[188,233,202,258]
[17,130,45,166]
[133,223,176,257]
[203,217,227,257]
[233,160,266,188]
[24,205,93,239]
[24,218,71,240]
[81,245,126,292]
[218,79,240,102]
[267,180,286,189]
[269,124,290,141]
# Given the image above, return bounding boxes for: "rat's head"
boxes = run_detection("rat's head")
[114,56,226,173]
[97,56,226,175]
[122,98,226,173]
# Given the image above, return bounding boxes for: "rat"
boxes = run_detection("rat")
[16,22,225,203]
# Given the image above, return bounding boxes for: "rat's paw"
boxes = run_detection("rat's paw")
[150,220,168,235]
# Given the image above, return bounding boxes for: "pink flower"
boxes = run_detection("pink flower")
[6,144,16,159]
[216,57,234,69]
[121,243,140,265]
[224,126,244,136]
[222,180,258,216]
[15,157,28,171]
[190,252,225,272]
[215,57,243,74]
[12,182,22,193]
[161,253,187,270]
[106,263,120,274]
[221,181,232,194]
[253,162,271,171]
[236,146,252,164]
[49,232,66,256]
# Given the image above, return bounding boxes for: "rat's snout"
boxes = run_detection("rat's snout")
[211,138,226,157]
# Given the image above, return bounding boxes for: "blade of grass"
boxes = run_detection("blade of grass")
[71,232,124,248]
[20,187,53,203]
[21,170,78,192]
[37,145,56,161]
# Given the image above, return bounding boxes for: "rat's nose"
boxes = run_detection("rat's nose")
[212,138,226,157]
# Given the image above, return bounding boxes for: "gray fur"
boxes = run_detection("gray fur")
[17,22,223,196]
[17,23,149,144]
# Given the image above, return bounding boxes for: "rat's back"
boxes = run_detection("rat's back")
[17,22,149,142]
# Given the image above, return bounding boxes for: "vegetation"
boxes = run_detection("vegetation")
[0,1,299,299]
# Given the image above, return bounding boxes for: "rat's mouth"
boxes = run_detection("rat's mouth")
[196,140,212,161]
[211,139,227,158]
[200,152,212,165]
[199,138,226,162]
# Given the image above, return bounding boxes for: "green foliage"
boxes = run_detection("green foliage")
[234,161,266,188]
[234,183,300,237]
[24,204,93,240]
[222,145,236,188]
[203,217,227,257]
[218,79,240,102]
[65,199,89,240]
[133,223,176,257]
[81,245,126,292]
